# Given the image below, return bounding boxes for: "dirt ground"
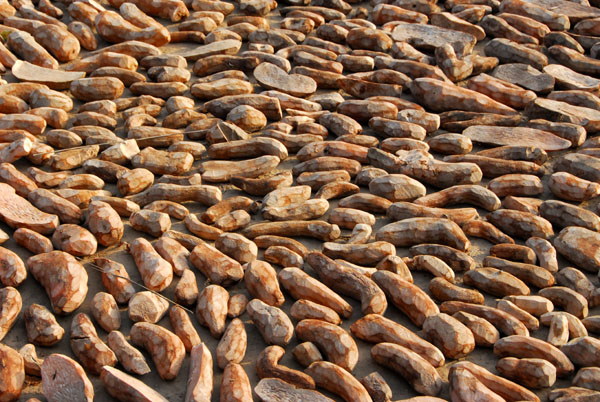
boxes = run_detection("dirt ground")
[2,3,600,402]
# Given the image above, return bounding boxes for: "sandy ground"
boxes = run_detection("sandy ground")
[2,2,600,402]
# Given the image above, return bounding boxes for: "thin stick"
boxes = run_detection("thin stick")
[75,255,194,315]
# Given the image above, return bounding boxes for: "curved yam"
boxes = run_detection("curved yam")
[391,22,476,53]
[543,64,600,92]
[0,183,58,234]
[41,354,93,402]
[527,98,600,133]
[409,78,517,115]
[463,126,571,151]
[376,217,470,251]
[179,39,241,61]
[371,342,443,396]
[100,366,168,402]
[12,61,85,90]
[27,251,88,314]
[254,62,317,97]
[492,63,555,94]
[554,226,600,273]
